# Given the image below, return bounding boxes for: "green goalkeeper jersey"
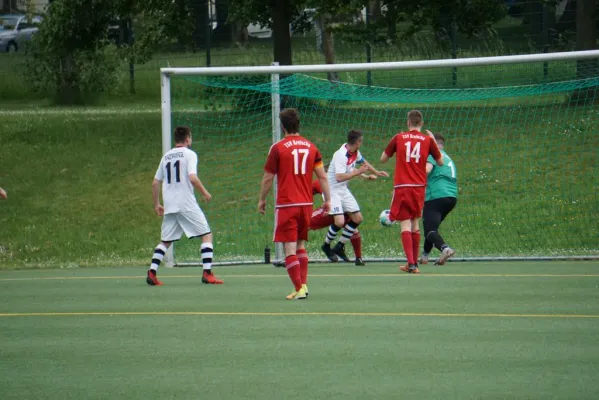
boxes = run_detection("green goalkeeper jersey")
[426,149,458,201]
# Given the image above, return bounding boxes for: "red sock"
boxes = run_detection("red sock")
[350,231,362,258]
[401,231,415,265]
[297,249,308,285]
[412,231,420,263]
[285,255,302,291]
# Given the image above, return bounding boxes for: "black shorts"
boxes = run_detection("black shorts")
[423,197,457,232]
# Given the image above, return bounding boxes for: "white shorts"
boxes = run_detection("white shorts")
[330,189,360,215]
[161,209,211,242]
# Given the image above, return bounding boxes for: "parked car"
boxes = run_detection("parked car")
[0,14,42,53]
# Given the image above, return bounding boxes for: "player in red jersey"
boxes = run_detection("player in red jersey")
[259,108,331,300]
[380,110,443,274]
[310,179,365,265]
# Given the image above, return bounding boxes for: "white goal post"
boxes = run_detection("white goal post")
[160,50,599,266]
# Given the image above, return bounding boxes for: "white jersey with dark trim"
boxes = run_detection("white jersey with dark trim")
[155,147,201,214]
[327,143,365,192]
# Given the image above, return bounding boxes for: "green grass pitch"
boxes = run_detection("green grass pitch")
[1,261,599,399]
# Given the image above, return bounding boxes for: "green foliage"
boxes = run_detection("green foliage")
[23,0,194,104]
[23,0,122,104]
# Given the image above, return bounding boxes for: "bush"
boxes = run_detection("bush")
[25,43,124,105]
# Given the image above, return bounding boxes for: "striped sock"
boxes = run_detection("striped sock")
[150,243,168,271]
[325,224,342,244]
[339,221,359,244]
[201,243,213,271]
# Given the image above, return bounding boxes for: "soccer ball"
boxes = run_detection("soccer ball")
[379,209,394,227]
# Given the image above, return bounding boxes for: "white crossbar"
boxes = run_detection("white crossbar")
[161,50,599,76]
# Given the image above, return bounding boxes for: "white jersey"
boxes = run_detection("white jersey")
[154,147,201,214]
[327,143,365,192]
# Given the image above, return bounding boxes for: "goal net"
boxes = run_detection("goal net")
[161,51,599,265]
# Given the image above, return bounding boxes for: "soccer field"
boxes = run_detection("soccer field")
[1,262,599,399]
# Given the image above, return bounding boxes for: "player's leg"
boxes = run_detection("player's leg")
[398,219,419,273]
[410,187,425,270]
[322,193,344,261]
[275,208,305,299]
[434,197,458,265]
[422,200,442,264]
[392,188,419,274]
[350,229,364,266]
[410,217,421,273]
[297,205,311,296]
[179,209,224,284]
[147,214,182,286]
[332,192,362,262]
[199,233,224,284]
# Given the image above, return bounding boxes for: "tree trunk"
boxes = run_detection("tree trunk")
[190,0,208,48]
[233,22,248,48]
[57,55,83,105]
[576,0,597,79]
[271,0,292,65]
[316,15,338,82]
[213,0,232,43]
[386,3,398,43]
[369,0,382,22]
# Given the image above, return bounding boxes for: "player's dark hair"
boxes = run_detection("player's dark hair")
[174,126,191,143]
[279,108,300,133]
[434,132,445,145]
[347,130,363,145]
[407,110,423,127]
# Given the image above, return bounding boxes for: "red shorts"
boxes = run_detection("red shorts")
[273,205,312,243]
[390,187,425,221]
[310,207,350,230]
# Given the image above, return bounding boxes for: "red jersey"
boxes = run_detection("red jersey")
[384,130,442,187]
[264,135,323,208]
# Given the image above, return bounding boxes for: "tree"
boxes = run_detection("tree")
[25,0,194,104]
[576,0,598,78]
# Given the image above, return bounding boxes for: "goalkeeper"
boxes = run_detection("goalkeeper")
[421,132,458,266]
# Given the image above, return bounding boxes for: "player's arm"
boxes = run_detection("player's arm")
[426,130,444,166]
[152,179,164,216]
[187,151,211,202]
[335,166,368,183]
[0,187,6,200]
[258,172,275,214]
[334,152,368,182]
[363,160,389,178]
[380,136,396,164]
[190,174,211,202]
[152,161,164,216]
[314,165,331,212]
[426,163,434,175]
[259,145,278,214]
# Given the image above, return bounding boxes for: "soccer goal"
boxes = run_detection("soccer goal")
[160,50,599,266]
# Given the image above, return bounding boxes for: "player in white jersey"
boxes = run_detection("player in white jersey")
[146,126,223,286]
[321,130,389,262]
[0,187,6,200]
